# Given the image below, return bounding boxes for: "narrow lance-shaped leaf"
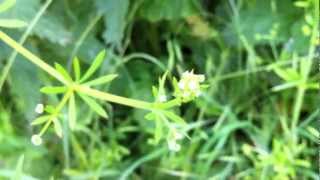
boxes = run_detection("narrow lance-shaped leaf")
[80,50,106,83]
[54,63,72,82]
[83,74,118,86]
[40,86,67,94]
[53,118,63,138]
[12,155,24,180]
[68,93,76,130]
[78,93,108,118]
[154,116,163,144]
[162,111,186,125]
[73,57,81,81]
[0,19,27,28]
[31,115,51,126]
[0,0,16,13]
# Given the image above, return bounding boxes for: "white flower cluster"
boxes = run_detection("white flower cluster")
[167,130,184,152]
[177,71,205,101]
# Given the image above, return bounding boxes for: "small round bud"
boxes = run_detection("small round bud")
[31,134,42,146]
[35,104,44,114]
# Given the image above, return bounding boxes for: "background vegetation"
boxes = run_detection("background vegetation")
[0,0,319,179]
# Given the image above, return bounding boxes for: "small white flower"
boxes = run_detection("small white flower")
[167,140,181,152]
[159,95,167,102]
[188,81,198,90]
[173,131,184,140]
[35,104,44,114]
[182,91,190,98]
[31,134,42,146]
[178,81,185,90]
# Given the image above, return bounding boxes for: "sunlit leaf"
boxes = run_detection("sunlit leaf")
[54,62,72,82]
[0,0,16,13]
[73,57,81,81]
[68,93,76,130]
[78,93,108,118]
[31,115,51,126]
[0,19,27,28]
[53,119,63,138]
[80,50,106,83]
[83,74,118,86]
[40,86,67,94]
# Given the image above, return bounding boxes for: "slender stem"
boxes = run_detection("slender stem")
[291,0,319,129]
[0,0,53,91]
[0,30,159,111]
[67,14,102,70]
[0,30,68,85]
[76,85,154,110]
[39,90,73,136]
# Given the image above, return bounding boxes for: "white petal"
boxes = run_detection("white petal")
[159,95,167,102]
[188,81,198,90]
[178,81,185,90]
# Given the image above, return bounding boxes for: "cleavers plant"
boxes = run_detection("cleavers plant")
[0,11,206,151]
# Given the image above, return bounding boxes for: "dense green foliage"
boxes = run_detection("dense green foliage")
[0,0,319,179]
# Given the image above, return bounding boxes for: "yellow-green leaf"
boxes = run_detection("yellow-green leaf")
[83,74,118,86]
[73,57,81,81]
[40,86,67,94]
[68,93,76,130]
[0,19,27,28]
[80,50,106,83]
[53,119,63,138]
[79,94,108,118]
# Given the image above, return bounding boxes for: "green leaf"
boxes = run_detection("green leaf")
[78,93,108,118]
[0,0,15,13]
[68,93,76,130]
[53,119,63,138]
[54,63,72,82]
[0,19,27,28]
[138,0,199,22]
[40,86,67,94]
[12,154,24,180]
[154,117,163,144]
[83,74,118,86]
[73,57,81,81]
[162,111,186,125]
[95,0,129,47]
[80,50,106,83]
[31,115,51,126]
[45,105,55,114]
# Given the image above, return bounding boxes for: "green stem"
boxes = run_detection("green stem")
[291,0,319,129]
[39,90,73,136]
[0,30,68,85]
[0,0,53,91]
[76,85,154,110]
